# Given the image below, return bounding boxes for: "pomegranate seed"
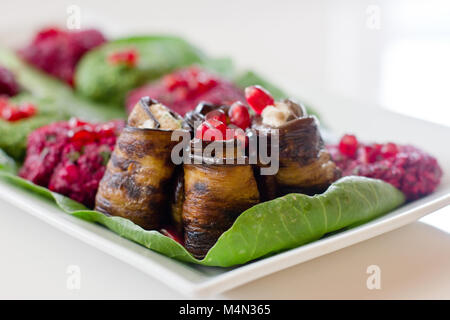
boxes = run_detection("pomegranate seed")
[205,109,227,124]
[245,85,274,115]
[195,119,227,141]
[207,119,227,140]
[95,122,118,138]
[163,74,189,91]
[68,118,89,128]
[339,134,358,158]
[196,77,218,94]
[70,127,97,144]
[97,127,115,138]
[0,97,8,109]
[0,99,37,122]
[163,67,219,98]
[1,107,15,121]
[360,147,372,163]
[358,144,382,163]
[17,103,37,119]
[228,101,251,129]
[107,49,139,67]
[195,122,209,140]
[226,127,248,147]
[381,142,398,158]
[10,110,26,121]
[62,164,79,184]
[160,226,184,245]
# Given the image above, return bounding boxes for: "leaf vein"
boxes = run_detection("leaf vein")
[352,181,373,211]
[317,197,328,232]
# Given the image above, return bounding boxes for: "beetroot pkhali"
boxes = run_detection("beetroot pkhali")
[327,135,443,201]
[19,119,124,208]
[0,66,20,97]
[126,67,244,116]
[19,27,106,85]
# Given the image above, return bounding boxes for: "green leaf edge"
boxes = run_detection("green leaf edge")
[0,166,405,267]
[0,46,127,122]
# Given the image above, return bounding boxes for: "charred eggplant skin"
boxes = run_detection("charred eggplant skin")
[276,116,339,190]
[170,167,185,233]
[254,114,339,198]
[183,163,260,259]
[95,126,179,230]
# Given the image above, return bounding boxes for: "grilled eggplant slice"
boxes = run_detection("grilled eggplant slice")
[254,99,339,197]
[170,167,185,233]
[182,140,260,258]
[95,97,185,230]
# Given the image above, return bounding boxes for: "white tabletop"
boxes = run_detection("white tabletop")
[1,0,449,299]
[1,199,449,299]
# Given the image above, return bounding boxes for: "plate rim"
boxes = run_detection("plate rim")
[0,177,448,297]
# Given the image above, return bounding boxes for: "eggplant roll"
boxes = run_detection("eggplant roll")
[254,99,339,196]
[276,117,338,193]
[95,97,185,230]
[182,142,260,259]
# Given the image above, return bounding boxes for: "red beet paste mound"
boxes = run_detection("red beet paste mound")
[19,119,124,208]
[126,66,245,116]
[19,27,106,85]
[327,135,443,201]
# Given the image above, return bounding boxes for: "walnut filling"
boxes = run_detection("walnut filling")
[261,100,297,127]
[261,105,288,127]
[135,102,182,130]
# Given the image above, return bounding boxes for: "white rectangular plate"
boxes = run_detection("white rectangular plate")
[0,99,448,297]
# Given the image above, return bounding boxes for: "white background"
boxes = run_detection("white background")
[0,0,449,299]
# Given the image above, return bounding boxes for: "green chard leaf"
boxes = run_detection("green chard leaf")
[0,47,126,122]
[0,47,127,160]
[74,35,206,106]
[198,57,236,79]
[0,166,405,267]
[0,149,17,174]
